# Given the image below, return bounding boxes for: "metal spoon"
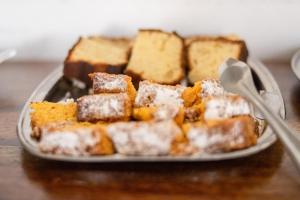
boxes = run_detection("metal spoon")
[0,49,17,64]
[291,49,300,80]
[220,58,300,172]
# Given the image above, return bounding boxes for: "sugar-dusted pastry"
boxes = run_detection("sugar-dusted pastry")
[89,72,136,101]
[133,104,185,125]
[183,116,257,154]
[125,29,184,85]
[64,36,131,84]
[107,120,183,156]
[38,122,114,156]
[182,79,226,122]
[182,79,225,107]
[30,100,77,139]
[203,95,251,120]
[77,93,131,122]
[134,80,185,107]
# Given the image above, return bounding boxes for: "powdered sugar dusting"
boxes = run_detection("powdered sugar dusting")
[92,73,128,93]
[77,93,128,121]
[200,79,225,98]
[204,95,250,120]
[107,120,181,156]
[135,80,185,107]
[39,128,100,156]
[187,120,247,153]
[153,104,180,121]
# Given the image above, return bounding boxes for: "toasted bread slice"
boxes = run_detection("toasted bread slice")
[183,116,257,153]
[125,30,184,85]
[187,37,248,83]
[64,37,131,84]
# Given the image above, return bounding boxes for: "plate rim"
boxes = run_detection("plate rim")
[16,57,286,162]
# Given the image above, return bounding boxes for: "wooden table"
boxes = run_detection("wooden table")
[0,61,299,200]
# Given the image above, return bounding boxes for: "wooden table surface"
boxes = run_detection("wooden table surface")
[0,61,300,200]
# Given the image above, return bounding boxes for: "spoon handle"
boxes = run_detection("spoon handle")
[240,83,300,171]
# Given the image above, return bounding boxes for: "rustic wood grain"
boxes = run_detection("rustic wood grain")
[0,61,299,200]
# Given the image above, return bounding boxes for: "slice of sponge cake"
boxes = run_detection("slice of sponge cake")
[125,30,184,85]
[187,37,248,83]
[64,37,131,84]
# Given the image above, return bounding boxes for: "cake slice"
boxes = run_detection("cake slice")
[30,101,77,139]
[133,104,185,125]
[187,37,248,83]
[182,79,225,122]
[134,80,186,107]
[89,72,136,102]
[77,93,132,122]
[203,95,251,120]
[125,30,184,85]
[107,120,184,156]
[182,79,225,107]
[38,122,114,156]
[64,37,131,84]
[183,116,257,154]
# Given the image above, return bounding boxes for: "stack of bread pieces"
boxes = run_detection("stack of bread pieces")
[30,29,259,157]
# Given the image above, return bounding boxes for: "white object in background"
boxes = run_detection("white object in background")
[0,49,17,64]
[291,49,300,80]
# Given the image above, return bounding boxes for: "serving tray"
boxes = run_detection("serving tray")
[17,57,285,162]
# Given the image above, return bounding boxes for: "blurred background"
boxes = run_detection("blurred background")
[0,0,299,62]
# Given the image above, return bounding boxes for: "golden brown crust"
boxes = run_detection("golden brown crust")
[185,35,245,45]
